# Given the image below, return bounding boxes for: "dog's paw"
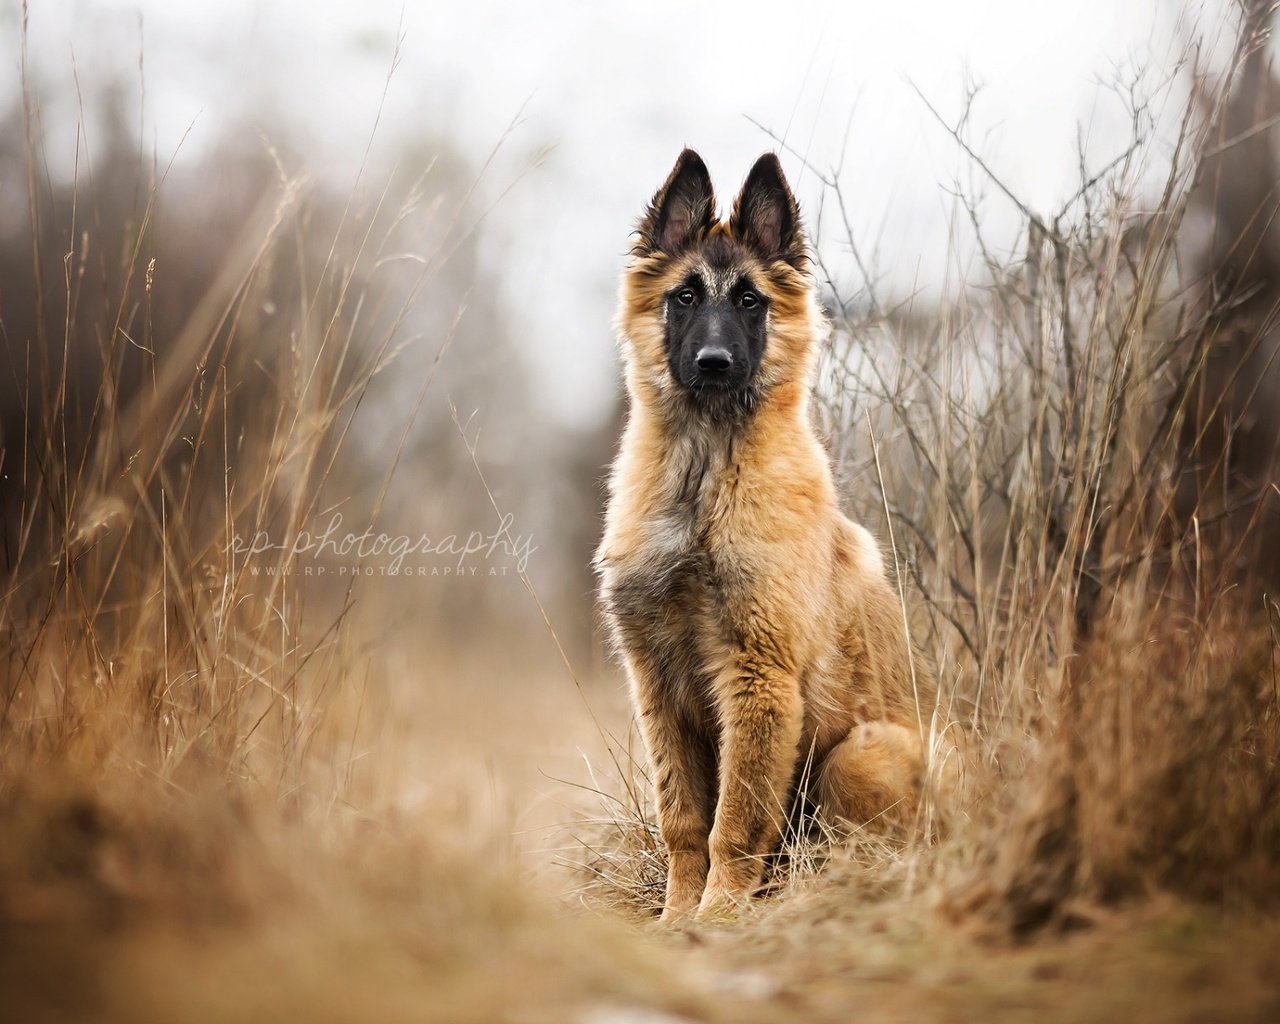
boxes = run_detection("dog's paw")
[694,886,745,920]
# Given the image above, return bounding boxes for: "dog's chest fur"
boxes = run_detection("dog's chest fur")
[602,424,743,719]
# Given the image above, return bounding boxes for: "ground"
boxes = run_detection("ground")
[3,658,1277,1024]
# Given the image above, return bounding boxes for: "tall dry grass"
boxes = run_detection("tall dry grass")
[0,13,566,983]
[1,138,406,805]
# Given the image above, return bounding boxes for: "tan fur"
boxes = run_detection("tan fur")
[596,152,931,919]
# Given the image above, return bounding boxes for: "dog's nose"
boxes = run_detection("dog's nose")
[695,346,733,373]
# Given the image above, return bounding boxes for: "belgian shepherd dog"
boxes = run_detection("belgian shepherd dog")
[597,149,930,919]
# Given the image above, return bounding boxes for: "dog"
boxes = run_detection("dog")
[596,149,931,919]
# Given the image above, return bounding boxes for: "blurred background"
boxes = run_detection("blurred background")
[2,0,1245,662]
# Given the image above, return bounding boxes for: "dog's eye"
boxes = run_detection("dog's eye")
[675,288,696,307]
[739,291,760,309]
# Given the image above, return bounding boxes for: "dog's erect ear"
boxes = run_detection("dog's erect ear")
[635,149,716,256]
[730,153,805,268]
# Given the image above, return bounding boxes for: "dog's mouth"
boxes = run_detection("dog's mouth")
[682,376,760,415]
[683,361,752,395]
[665,350,760,411]
[689,374,738,393]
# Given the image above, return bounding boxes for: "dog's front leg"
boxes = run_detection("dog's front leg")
[698,663,803,915]
[630,663,718,920]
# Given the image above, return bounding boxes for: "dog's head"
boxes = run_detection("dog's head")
[617,149,818,417]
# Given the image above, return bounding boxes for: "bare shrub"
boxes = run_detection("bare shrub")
[806,3,1280,932]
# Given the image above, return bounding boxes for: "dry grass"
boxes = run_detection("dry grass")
[4,4,1280,1023]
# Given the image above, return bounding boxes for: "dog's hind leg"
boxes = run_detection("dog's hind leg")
[813,721,925,831]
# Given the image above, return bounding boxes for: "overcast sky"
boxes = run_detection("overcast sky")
[9,0,1238,429]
